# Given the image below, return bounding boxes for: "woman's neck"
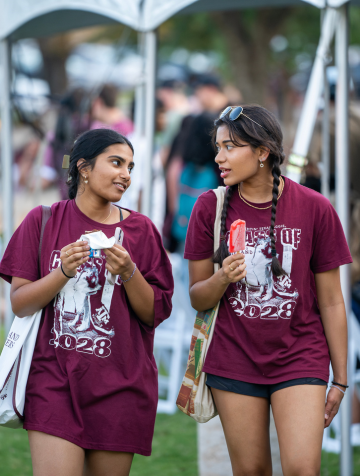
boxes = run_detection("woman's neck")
[76,192,112,223]
[240,174,280,204]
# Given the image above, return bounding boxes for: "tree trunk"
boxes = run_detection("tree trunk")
[37,29,102,96]
[37,36,71,95]
[211,8,294,105]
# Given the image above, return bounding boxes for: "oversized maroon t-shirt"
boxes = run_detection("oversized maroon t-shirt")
[184,178,352,385]
[0,200,174,455]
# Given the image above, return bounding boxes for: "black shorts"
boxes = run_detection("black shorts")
[206,374,327,400]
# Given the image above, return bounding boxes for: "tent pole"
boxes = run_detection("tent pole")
[335,4,352,476]
[134,32,146,140]
[321,68,330,200]
[321,11,330,200]
[286,7,337,183]
[141,30,157,218]
[0,38,13,334]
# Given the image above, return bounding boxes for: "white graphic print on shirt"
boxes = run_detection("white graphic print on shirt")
[228,225,300,320]
[48,251,120,358]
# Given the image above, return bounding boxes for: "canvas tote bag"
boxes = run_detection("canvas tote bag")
[0,205,51,428]
[176,186,226,423]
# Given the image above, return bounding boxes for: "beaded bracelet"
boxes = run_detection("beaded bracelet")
[121,263,137,283]
[61,263,75,279]
[332,381,349,389]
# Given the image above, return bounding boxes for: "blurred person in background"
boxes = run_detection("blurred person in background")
[303,79,360,443]
[119,99,167,230]
[40,88,88,199]
[90,83,133,136]
[350,197,360,445]
[157,79,190,167]
[13,125,41,189]
[164,74,229,253]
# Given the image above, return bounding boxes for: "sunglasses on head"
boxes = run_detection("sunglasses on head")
[219,106,271,135]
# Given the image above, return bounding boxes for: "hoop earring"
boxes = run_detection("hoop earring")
[83,176,88,184]
[259,161,264,168]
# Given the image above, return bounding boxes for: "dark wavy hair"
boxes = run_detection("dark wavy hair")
[212,104,287,277]
[66,128,134,200]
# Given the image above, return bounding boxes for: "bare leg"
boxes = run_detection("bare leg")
[84,450,134,476]
[271,385,326,476]
[211,387,272,476]
[28,430,85,476]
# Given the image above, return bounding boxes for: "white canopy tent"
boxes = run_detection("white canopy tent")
[0,1,355,474]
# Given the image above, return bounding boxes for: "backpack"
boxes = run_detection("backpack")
[172,163,219,243]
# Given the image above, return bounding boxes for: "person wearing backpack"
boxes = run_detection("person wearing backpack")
[170,75,229,248]
[0,128,173,476]
[184,104,352,475]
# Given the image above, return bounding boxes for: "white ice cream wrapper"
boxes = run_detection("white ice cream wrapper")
[78,231,115,249]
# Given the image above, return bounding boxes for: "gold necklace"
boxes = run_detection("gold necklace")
[238,177,284,210]
[99,205,112,224]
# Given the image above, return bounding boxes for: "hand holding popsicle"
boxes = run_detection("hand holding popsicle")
[220,219,247,284]
[229,219,246,254]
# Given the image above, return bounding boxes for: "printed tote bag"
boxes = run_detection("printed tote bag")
[0,205,51,428]
[176,186,226,423]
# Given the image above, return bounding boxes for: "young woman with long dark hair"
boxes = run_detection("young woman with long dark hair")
[0,129,174,476]
[184,105,352,475]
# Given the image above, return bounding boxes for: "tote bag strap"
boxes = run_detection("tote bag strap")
[212,187,227,262]
[38,206,52,273]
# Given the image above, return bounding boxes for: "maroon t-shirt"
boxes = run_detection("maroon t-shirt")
[184,178,352,385]
[0,200,174,455]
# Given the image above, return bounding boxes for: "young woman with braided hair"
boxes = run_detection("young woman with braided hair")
[184,105,352,475]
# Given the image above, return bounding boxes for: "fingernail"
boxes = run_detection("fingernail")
[325,414,329,419]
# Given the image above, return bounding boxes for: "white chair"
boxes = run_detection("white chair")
[154,253,194,414]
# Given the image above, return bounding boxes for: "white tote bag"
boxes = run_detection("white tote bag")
[0,311,42,428]
[0,205,51,428]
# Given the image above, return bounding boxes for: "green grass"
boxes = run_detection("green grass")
[0,424,33,476]
[0,412,197,476]
[1,411,360,475]
[131,413,197,476]
[0,324,5,351]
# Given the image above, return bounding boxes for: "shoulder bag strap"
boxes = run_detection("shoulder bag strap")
[212,187,227,273]
[38,206,52,274]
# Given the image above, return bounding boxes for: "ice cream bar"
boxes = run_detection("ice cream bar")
[229,219,246,254]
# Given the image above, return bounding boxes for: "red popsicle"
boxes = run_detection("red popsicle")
[229,219,246,254]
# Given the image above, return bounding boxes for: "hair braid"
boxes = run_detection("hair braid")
[213,186,235,266]
[270,157,287,277]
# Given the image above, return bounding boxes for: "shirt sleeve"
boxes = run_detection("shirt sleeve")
[135,218,174,329]
[184,191,217,261]
[310,201,352,274]
[0,206,43,283]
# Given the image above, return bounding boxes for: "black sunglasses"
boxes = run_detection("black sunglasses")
[219,106,271,135]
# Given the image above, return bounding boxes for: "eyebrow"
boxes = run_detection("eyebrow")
[215,139,233,146]
[108,155,135,167]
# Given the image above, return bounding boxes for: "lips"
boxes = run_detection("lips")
[114,183,126,192]
[220,168,231,178]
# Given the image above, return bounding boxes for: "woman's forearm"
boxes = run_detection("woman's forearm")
[320,301,348,384]
[11,267,71,317]
[190,268,229,312]
[122,267,155,326]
